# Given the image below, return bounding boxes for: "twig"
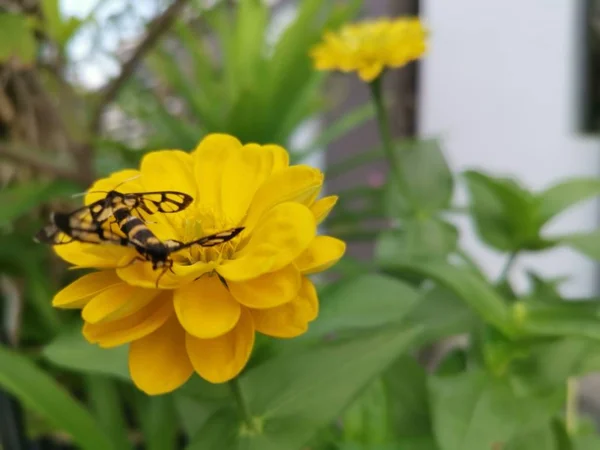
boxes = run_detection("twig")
[0,144,88,185]
[89,0,190,133]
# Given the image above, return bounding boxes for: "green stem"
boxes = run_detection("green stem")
[566,377,578,435]
[368,75,402,184]
[498,252,518,282]
[229,377,256,433]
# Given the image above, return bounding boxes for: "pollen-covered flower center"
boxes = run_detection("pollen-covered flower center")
[171,206,239,265]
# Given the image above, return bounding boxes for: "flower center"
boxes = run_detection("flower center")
[171,206,239,266]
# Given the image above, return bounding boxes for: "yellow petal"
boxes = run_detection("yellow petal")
[358,63,383,82]
[193,134,242,209]
[81,284,159,324]
[85,169,142,206]
[52,270,121,309]
[243,165,324,231]
[173,276,241,339]
[251,277,319,338]
[218,202,316,281]
[54,242,134,269]
[310,195,338,224]
[139,150,197,199]
[129,315,193,395]
[116,258,210,290]
[228,264,301,309]
[185,307,254,383]
[295,236,346,274]
[83,291,174,348]
[220,143,290,224]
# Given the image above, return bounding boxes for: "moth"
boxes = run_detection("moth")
[35,189,243,287]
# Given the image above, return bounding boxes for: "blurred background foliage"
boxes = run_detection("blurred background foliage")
[4,1,600,450]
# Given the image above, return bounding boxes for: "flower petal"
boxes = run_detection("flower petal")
[218,202,316,281]
[85,169,142,206]
[295,236,346,274]
[251,277,319,338]
[52,270,122,309]
[81,284,159,324]
[116,258,211,290]
[173,276,241,339]
[83,291,174,348]
[193,133,242,209]
[228,264,301,309]
[129,315,193,395]
[358,62,383,82]
[310,195,338,224]
[54,242,134,269]
[220,143,289,224]
[243,165,324,231]
[139,150,197,199]
[185,307,254,383]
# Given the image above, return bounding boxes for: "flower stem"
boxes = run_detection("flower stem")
[498,252,518,282]
[566,377,579,435]
[229,377,256,433]
[368,75,402,184]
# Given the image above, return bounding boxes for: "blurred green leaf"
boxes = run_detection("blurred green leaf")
[464,170,552,252]
[342,378,389,445]
[0,344,114,450]
[238,326,421,450]
[138,395,178,450]
[384,356,431,439]
[536,177,600,227]
[516,299,600,341]
[559,229,600,261]
[429,369,564,450]
[375,218,458,267]
[185,407,239,450]
[0,180,79,225]
[505,425,557,450]
[43,325,130,381]
[300,273,419,340]
[40,0,62,42]
[391,260,512,336]
[403,286,477,347]
[525,270,566,304]
[86,376,131,450]
[291,103,375,163]
[0,14,36,64]
[386,140,454,217]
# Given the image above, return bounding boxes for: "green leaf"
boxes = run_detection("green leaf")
[391,260,512,336]
[185,407,239,450]
[429,369,564,450]
[239,326,421,450]
[505,424,557,450]
[536,177,600,227]
[342,378,389,445]
[383,356,431,438]
[0,180,79,225]
[463,170,549,252]
[559,229,600,261]
[0,14,36,64]
[0,344,114,450]
[42,326,130,381]
[86,376,131,450]
[232,0,268,90]
[375,218,458,267]
[515,299,600,340]
[299,273,419,340]
[138,395,178,450]
[386,139,454,216]
[40,0,62,42]
[291,102,375,163]
[403,286,477,347]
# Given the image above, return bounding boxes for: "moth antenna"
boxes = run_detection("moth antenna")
[71,174,142,198]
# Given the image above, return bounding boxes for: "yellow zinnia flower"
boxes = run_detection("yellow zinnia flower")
[51,134,345,395]
[310,17,427,82]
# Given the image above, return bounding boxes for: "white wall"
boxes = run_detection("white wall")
[420,0,600,297]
